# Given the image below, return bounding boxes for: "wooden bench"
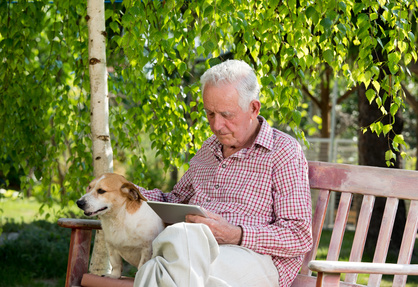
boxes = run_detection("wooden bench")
[58,161,418,287]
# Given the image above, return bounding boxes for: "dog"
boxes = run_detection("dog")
[76,173,165,279]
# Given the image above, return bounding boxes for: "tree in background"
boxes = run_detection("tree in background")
[1,1,417,261]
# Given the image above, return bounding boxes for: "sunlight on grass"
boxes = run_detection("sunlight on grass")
[0,193,80,224]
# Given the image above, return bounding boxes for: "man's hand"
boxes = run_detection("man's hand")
[185,210,242,245]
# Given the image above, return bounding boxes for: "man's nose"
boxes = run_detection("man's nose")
[211,114,224,131]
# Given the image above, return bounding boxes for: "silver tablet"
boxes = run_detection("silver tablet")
[147,201,209,224]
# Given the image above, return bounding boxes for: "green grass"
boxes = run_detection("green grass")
[0,194,80,225]
[1,196,47,223]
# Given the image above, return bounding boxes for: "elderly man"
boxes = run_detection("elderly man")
[134,60,312,287]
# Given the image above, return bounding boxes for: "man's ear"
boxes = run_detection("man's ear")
[250,100,261,118]
[121,182,148,202]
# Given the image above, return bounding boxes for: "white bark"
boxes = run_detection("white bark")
[87,0,112,275]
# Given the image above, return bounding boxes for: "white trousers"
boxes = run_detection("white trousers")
[134,223,279,287]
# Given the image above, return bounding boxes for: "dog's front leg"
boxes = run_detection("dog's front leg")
[107,248,123,279]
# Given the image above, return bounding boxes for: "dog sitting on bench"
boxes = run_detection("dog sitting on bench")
[76,173,165,279]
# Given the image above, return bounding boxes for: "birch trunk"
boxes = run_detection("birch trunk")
[87,0,112,275]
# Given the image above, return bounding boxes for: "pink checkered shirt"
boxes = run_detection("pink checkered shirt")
[140,116,313,286]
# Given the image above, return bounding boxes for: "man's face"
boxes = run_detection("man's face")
[203,83,259,149]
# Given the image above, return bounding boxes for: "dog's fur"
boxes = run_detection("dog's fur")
[76,173,164,278]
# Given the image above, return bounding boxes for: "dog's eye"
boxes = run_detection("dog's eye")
[97,189,106,194]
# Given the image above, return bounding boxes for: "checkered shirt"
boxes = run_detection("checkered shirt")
[140,116,313,287]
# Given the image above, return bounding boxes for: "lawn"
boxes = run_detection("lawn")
[0,192,80,225]
[1,196,51,223]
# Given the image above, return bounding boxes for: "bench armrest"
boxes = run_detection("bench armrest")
[58,218,102,287]
[58,218,102,230]
[308,260,418,275]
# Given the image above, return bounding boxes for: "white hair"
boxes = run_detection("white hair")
[200,60,260,111]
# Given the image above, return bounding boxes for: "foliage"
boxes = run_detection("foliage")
[1,0,417,204]
[0,220,71,286]
[0,0,92,203]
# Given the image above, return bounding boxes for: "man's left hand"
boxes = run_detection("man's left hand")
[185,210,242,245]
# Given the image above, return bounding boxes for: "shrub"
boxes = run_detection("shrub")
[0,220,71,287]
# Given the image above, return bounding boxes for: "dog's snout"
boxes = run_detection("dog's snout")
[77,199,86,209]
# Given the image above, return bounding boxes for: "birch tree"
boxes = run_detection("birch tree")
[86,0,112,275]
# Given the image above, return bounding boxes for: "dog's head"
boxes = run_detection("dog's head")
[76,173,147,217]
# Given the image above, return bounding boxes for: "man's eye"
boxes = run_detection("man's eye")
[221,113,233,119]
[97,189,106,194]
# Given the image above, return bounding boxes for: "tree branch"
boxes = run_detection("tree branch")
[401,83,418,114]
[337,85,359,104]
[301,84,321,107]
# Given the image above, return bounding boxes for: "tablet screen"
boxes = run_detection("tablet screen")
[147,201,208,224]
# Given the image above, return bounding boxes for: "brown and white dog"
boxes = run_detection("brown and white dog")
[76,173,164,279]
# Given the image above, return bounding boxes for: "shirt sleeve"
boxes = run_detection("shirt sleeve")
[239,147,313,258]
[135,163,196,203]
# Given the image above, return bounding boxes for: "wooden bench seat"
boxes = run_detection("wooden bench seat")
[58,161,418,287]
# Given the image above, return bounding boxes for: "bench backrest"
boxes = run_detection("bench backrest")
[292,161,418,287]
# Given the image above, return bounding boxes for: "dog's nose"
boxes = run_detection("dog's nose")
[76,199,86,209]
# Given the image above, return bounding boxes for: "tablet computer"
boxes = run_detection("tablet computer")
[147,201,209,224]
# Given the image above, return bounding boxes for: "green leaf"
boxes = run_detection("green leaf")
[337,23,347,36]
[382,124,392,136]
[353,3,365,14]
[323,49,333,65]
[305,6,316,19]
[370,13,378,21]
[292,110,302,126]
[196,46,205,56]
[366,89,376,104]
[390,103,399,116]
[203,41,215,55]
[372,80,380,93]
[393,134,406,146]
[320,17,332,34]
[385,150,396,161]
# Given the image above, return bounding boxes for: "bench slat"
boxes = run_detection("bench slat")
[300,188,331,275]
[327,192,352,261]
[393,200,418,287]
[345,194,375,284]
[308,162,418,200]
[309,261,418,275]
[368,197,399,286]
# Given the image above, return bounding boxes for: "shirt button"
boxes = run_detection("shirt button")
[215,184,219,189]
[222,164,226,168]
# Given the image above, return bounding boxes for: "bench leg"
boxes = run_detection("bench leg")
[65,229,92,287]
[316,272,341,287]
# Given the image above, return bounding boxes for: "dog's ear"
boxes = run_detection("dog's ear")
[121,182,148,202]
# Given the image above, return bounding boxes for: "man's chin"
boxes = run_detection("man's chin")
[217,136,233,145]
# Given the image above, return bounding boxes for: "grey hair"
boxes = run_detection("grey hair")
[200,60,260,111]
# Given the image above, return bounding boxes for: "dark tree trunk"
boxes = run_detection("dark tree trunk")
[358,83,406,257]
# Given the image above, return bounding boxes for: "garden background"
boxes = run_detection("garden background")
[1,0,418,286]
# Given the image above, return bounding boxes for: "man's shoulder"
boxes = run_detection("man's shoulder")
[270,128,302,152]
